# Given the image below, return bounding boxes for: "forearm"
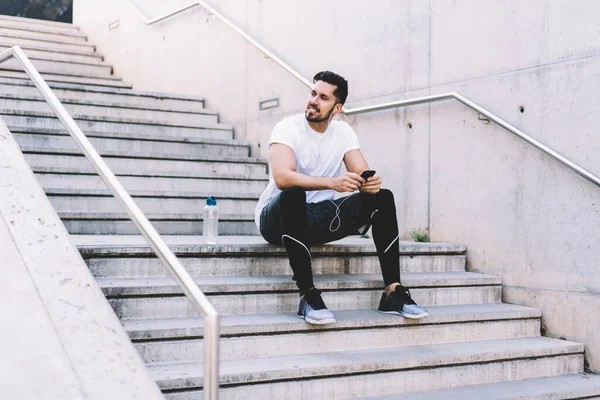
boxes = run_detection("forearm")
[274,170,333,191]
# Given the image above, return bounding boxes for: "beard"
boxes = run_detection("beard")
[305,105,335,123]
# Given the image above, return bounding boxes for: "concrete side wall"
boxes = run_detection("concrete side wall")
[0,118,164,399]
[0,216,84,399]
[74,0,600,371]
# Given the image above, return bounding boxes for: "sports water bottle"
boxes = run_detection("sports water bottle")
[203,196,219,244]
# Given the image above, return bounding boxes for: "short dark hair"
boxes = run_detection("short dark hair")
[313,71,348,105]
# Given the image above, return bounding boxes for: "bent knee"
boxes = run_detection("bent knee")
[279,186,306,206]
[375,188,395,205]
[368,188,393,200]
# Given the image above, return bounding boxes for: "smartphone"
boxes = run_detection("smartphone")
[360,170,376,180]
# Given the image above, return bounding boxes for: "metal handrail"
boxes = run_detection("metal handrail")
[345,92,600,187]
[127,0,312,88]
[0,46,220,400]
[127,0,600,189]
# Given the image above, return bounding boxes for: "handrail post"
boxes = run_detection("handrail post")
[204,314,220,400]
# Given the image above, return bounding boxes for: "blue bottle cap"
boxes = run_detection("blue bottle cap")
[206,196,217,206]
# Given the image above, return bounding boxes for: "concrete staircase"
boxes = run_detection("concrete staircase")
[0,14,264,236]
[3,14,600,399]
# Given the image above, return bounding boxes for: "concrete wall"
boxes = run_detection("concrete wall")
[0,118,164,399]
[73,0,600,371]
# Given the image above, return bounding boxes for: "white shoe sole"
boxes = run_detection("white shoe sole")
[378,309,429,319]
[297,314,336,325]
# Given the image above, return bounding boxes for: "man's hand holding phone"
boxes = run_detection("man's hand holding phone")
[330,172,364,192]
[330,170,381,193]
[359,170,381,194]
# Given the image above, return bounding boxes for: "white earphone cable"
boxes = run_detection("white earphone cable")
[328,195,352,232]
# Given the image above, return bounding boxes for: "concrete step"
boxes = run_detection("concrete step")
[152,337,583,397]
[0,78,207,113]
[131,304,541,363]
[0,39,100,58]
[31,165,262,181]
[0,33,94,54]
[0,26,87,44]
[0,63,120,81]
[35,173,267,199]
[87,253,465,279]
[4,99,219,126]
[0,56,112,77]
[0,15,81,36]
[2,109,223,130]
[81,238,465,278]
[61,213,258,235]
[47,192,258,216]
[77,236,467,274]
[125,303,539,340]
[14,133,248,159]
[3,114,233,140]
[9,125,232,144]
[105,272,502,319]
[0,45,103,64]
[0,19,85,38]
[372,373,600,399]
[23,153,267,178]
[0,69,130,87]
[73,236,466,256]
[102,272,501,297]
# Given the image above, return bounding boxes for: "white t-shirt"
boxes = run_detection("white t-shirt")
[254,114,361,229]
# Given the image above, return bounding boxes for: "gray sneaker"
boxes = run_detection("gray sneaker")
[378,286,429,319]
[297,288,336,325]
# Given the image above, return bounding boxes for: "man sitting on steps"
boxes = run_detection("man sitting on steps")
[254,71,429,324]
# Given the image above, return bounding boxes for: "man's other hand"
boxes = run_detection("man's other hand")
[331,172,364,193]
[360,175,381,194]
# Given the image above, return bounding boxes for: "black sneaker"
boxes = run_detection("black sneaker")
[297,288,336,325]
[378,286,429,319]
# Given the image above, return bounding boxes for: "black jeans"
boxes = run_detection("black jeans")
[259,187,402,294]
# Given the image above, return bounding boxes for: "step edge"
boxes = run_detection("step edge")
[0,76,207,101]
[149,337,584,386]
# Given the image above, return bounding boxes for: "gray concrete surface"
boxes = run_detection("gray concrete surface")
[109,286,502,319]
[36,174,267,196]
[136,318,538,363]
[1,98,219,125]
[153,338,582,396]
[13,133,247,158]
[0,26,88,44]
[48,194,258,215]
[2,114,233,139]
[87,254,466,277]
[0,45,103,64]
[0,15,82,35]
[62,218,259,235]
[122,303,540,339]
[1,56,112,76]
[372,374,600,399]
[98,271,502,296]
[0,34,94,53]
[0,69,131,87]
[0,217,84,399]
[24,153,267,177]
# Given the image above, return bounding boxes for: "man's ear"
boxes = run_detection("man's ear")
[332,103,343,118]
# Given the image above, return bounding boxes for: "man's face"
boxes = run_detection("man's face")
[305,80,339,123]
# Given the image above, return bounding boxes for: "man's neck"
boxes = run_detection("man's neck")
[307,119,330,134]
